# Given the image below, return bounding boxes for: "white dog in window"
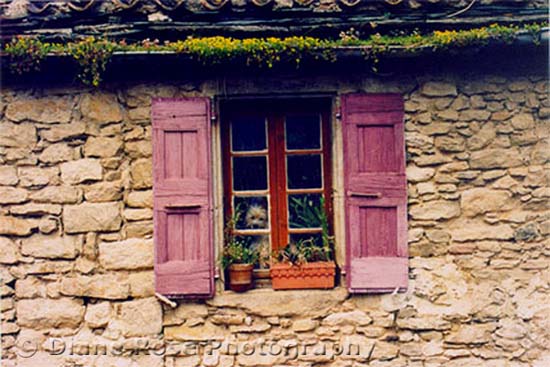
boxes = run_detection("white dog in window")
[245,204,268,229]
[245,204,270,268]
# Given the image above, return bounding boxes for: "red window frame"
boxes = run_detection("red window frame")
[221,99,333,254]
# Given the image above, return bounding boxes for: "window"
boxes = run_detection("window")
[221,100,332,271]
[151,94,408,299]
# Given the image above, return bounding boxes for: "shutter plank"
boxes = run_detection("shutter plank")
[342,93,408,294]
[153,98,214,299]
[349,258,408,292]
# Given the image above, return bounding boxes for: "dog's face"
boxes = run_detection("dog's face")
[245,204,268,229]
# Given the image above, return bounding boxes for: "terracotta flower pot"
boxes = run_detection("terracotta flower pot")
[228,263,254,292]
[270,261,336,290]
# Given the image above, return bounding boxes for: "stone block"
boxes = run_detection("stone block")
[0,122,36,148]
[10,203,62,216]
[60,158,102,184]
[130,158,153,189]
[15,277,47,298]
[18,166,59,188]
[207,288,348,317]
[409,200,460,220]
[511,113,535,130]
[445,324,495,345]
[5,96,73,123]
[40,122,86,142]
[406,165,435,183]
[63,202,121,233]
[17,298,84,329]
[451,220,514,241]
[0,216,35,236]
[60,273,130,299]
[0,166,19,185]
[84,136,123,158]
[39,143,75,163]
[124,140,152,158]
[80,93,123,124]
[0,187,28,204]
[128,271,155,297]
[109,298,162,337]
[21,234,79,259]
[165,322,228,341]
[461,188,512,217]
[323,310,372,326]
[470,148,523,169]
[98,238,153,270]
[83,181,122,202]
[30,186,81,204]
[123,208,153,221]
[421,82,457,97]
[85,301,112,328]
[126,190,153,208]
[0,237,19,264]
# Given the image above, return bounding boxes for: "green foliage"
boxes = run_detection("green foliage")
[172,36,334,68]
[278,236,333,265]
[524,23,543,45]
[289,195,323,229]
[4,36,53,75]
[222,238,259,269]
[2,23,545,86]
[222,207,259,269]
[67,37,117,87]
[279,196,334,265]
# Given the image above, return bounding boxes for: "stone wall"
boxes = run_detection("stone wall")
[0,72,549,367]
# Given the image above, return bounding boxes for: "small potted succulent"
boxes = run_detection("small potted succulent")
[270,197,336,290]
[222,210,259,292]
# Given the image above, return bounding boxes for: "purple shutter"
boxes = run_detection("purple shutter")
[342,94,408,293]
[152,98,214,298]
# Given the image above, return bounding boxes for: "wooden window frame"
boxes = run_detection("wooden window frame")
[221,99,333,255]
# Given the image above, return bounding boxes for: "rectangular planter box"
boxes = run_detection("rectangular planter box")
[270,261,336,290]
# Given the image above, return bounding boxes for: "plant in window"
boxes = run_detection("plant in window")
[222,208,259,292]
[286,196,334,262]
[278,237,332,265]
[271,197,336,290]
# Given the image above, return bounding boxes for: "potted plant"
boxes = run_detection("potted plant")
[222,210,259,292]
[270,197,336,290]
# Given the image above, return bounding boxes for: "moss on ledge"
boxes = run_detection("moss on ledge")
[2,23,546,86]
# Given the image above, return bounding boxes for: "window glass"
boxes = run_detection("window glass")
[231,117,267,152]
[288,193,322,229]
[285,115,321,150]
[232,156,268,191]
[287,154,322,189]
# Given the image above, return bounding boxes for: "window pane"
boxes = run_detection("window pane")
[285,115,321,150]
[288,194,322,229]
[287,154,322,189]
[234,196,269,230]
[231,117,267,152]
[233,156,268,191]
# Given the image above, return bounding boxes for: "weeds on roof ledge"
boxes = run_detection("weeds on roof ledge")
[2,23,545,87]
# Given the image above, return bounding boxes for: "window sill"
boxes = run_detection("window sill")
[206,287,349,317]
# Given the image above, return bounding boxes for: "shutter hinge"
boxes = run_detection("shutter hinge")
[335,111,342,120]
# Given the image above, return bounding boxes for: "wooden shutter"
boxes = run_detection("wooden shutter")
[342,94,408,293]
[152,98,214,298]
